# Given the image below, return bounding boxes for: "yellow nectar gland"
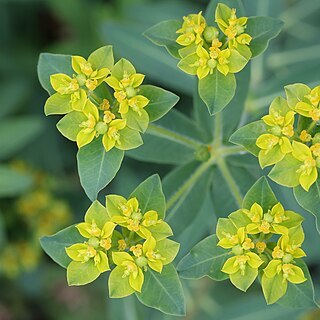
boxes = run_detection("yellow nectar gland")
[130,244,143,257]
[100,99,110,110]
[100,238,112,250]
[272,246,284,259]
[282,264,295,281]
[309,109,320,121]
[311,143,320,158]
[108,127,121,143]
[80,114,96,131]
[122,261,137,278]
[281,125,294,138]
[118,239,127,251]
[300,130,312,142]
[297,157,316,175]
[103,111,115,124]
[209,39,222,59]
[114,91,127,102]
[259,220,271,234]
[78,245,97,262]
[80,61,93,77]
[242,238,254,250]
[146,249,165,263]
[86,79,98,91]
[256,242,266,253]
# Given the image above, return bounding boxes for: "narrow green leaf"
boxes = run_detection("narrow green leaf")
[37,53,73,95]
[140,85,180,122]
[0,116,44,160]
[246,17,283,58]
[164,161,213,234]
[294,181,320,234]
[229,120,266,156]
[130,174,166,218]
[136,264,186,316]
[40,225,85,269]
[198,70,236,115]
[0,165,34,198]
[178,234,229,280]
[127,110,206,165]
[143,20,182,59]
[77,138,124,201]
[243,177,278,211]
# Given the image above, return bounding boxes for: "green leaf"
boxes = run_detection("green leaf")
[205,0,245,21]
[129,174,166,218]
[123,109,149,133]
[117,127,143,150]
[37,53,73,95]
[40,225,85,269]
[230,266,258,292]
[177,234,229,281]
[269,155,301,188]
[77,137,124,201]
[277,260,318,308]
[143,20,182,59]
[136,264,186,316]
[198,70,236,115]
[44,93,72,115]
[294,180,320,234]
[140,85,180,122]
[229,120,267,156]
[262,272,287,305]
[88,45,114,70]
[246,17,283,58]
[284,83,311,109]
[0,165,33,198]
[57,111,87,141]
[0,116,44,160]
[67,260,100,286]
[111,58,135,79]
[108,266,135,298]
[243,177,278,211]
[164,161,213,234]
[127,110,206,165]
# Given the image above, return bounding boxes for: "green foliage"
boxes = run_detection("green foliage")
[77,137,124,201]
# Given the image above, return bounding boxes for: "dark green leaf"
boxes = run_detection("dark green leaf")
[37,53,73,95]
[140,85,179,122]
[178,234,229,281]
[243,177,278,211]
[130,174,166,218]
[77,138,124,201]
[40,225,85,269]
[246,17,283,58]
[136,264,186,316]
[198,70,236,115]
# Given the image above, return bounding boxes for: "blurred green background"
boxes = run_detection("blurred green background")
[1,0,320,319]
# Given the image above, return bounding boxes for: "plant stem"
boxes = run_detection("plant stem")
[307,121,317,133]
[213,112,223,147]
[147,124,204,150]
[166,158,215,216]
[216,157,243,207]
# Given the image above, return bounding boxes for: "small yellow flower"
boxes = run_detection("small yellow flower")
[256,242,266,254]
[310,143,320,158]
[294,85,320,120]
[292,141,318,191]
[176,12,206,46]
[102,119,127,152]
[300,130,312,142]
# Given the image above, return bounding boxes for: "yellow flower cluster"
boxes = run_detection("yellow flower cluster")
[216,202,306,302]
[0,161,71,278]
[65,197,179,297]
[176,4,252,79]
[46,47,149,152]
[256,85,320,191]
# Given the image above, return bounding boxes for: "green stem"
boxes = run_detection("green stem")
[219,145,246,156]
[213,112,223,147]
[88,91,102,105]
[307,121,317,133]
[147,124,204,150]
[216,157,243,207]
[166,158,215,216]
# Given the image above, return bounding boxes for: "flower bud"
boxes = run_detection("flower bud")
[88,237,100,248]
[135,256,148,268]
[194,145,211,162]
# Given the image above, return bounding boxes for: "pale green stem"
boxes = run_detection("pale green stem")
[213,112,223,147]
[307,121,317,133]
[216,157,243,207]
[147,124,204,150]
[166,158,215,215]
